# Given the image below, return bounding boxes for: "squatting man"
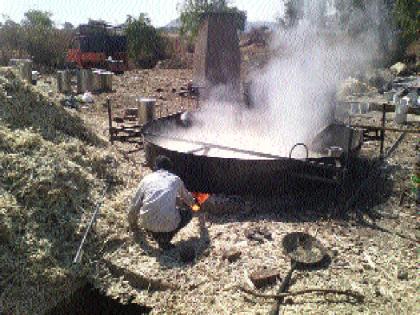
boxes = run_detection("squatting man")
[127,155,199,250]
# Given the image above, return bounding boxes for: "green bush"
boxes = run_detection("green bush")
[178,0,246,43]
[125,14,168,68]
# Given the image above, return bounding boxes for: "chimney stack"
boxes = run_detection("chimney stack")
[193,12,241,96]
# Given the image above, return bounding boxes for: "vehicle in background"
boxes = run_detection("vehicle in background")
[66,21,128,74]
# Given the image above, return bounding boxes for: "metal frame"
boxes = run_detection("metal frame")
[107,97,142,144]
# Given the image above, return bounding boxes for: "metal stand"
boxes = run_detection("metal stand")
[107,97,143,144]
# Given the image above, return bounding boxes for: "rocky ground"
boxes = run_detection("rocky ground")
[34,68,419,314]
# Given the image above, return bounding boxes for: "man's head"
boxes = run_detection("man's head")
[154,155,173,172]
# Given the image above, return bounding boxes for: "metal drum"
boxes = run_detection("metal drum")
[395,97,409,125]
[138,98,156,126]
[100,71,113,92]
[57,70,72,93]
[18,59,32,82]
[77,69,93,93]
[142,113,362,195]
[92,69,103,92]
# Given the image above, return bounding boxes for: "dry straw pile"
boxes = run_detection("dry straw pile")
[0,68,121,314]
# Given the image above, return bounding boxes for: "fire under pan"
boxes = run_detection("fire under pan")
[142,113,363,195]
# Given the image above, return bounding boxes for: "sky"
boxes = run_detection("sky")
[0,0,285,27]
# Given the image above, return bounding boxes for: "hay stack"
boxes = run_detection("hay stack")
[0,69,122,314]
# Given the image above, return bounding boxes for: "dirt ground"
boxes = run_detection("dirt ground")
[36,69,418,314]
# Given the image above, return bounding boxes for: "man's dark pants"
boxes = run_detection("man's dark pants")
[147,208,192,249]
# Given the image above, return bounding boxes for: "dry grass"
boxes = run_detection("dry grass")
[0,69,122,314]
[1,65,418,314]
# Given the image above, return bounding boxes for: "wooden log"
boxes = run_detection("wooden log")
[249,269,280,288]
[239,286,365,302]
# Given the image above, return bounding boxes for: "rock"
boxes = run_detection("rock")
[222,248,241,262]
[258,227,272,240]
[246,232,264,243]
[329,248,339,258]
[179,243,196,263]
[244,227,272,243]
[250,269,280,288]
[397,269,408,280]
[390,62,408,76]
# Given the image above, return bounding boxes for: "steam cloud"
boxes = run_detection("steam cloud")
[162,1,391,158]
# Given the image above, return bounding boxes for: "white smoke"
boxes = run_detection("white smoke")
[160,1,391,158]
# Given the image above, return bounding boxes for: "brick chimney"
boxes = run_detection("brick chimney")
[193,12,241,94]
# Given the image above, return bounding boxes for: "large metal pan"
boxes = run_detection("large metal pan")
[269,232,329,315]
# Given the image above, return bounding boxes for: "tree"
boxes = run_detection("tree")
[20,10,68,69]
[22,10,54,28]
[178,0,246,42]
[284,0,304,27]
[393,0,419,48]
[124,14,167,68]
[0,10,71,70]
[63,22,74,30]
[333,0,417,61]
[0,19,27,64]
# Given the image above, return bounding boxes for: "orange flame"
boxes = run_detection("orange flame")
[191,204,201,212]
[191,192,210,212]
[192,192,210,205]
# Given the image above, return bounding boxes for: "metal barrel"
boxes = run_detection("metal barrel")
[56,71,64,92]
[62,70,72,93]
[92,69,103,92]
[77,69,93,94]
[18,59,32,82]
[100,71,113,92]
[395,97,409,125]
[57,70,72,93]
[137,98,156,125]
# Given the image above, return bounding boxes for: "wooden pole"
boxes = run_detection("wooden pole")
[106,97,114,144]
[380,104,386,158]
